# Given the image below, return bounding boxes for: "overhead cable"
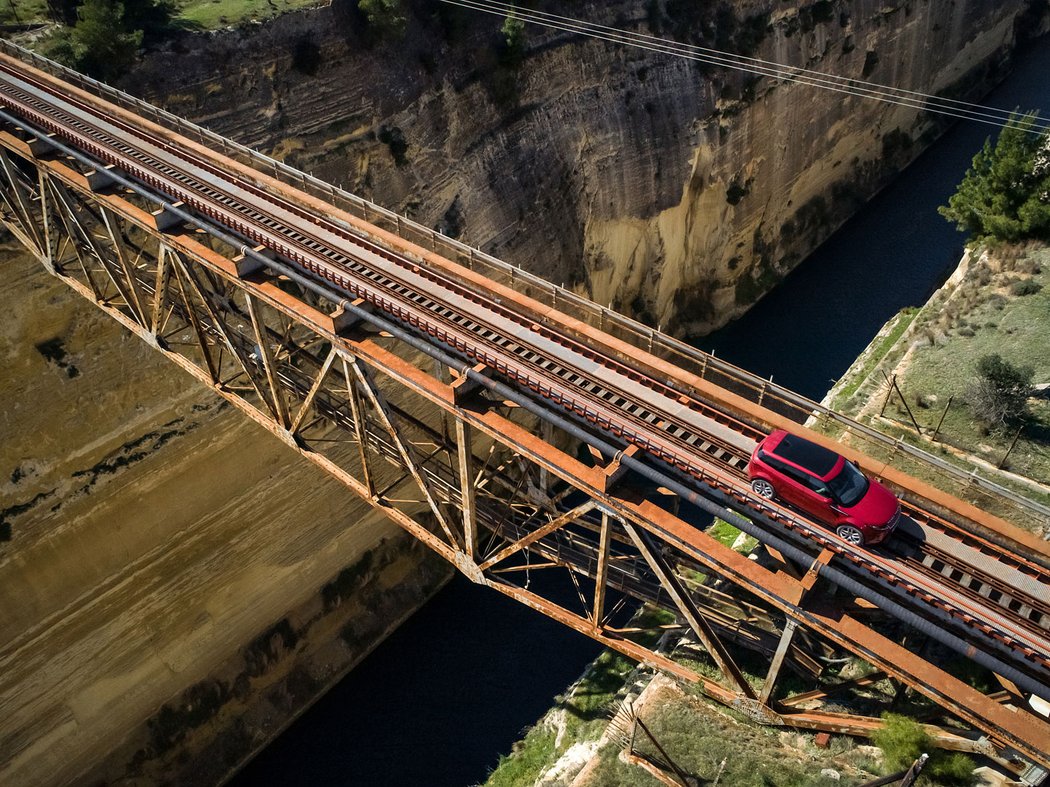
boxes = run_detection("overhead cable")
[440,0,1050,135]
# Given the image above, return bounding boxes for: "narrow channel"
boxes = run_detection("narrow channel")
[231,36,1050,787]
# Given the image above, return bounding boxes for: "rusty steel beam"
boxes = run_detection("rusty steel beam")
[624,521,757,699]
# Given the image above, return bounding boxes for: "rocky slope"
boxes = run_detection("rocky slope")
[123,0,1048,335]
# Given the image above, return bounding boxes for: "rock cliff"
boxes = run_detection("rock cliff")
[123,0,1047,335]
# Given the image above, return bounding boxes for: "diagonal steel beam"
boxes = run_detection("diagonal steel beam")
[100,206,148,325]
[244,291,290,430]
[0,146,44,257]
[289,346,338,435]
[624,521,757,699]
[174,254,272,410]
[760,619,798,705]
[349,355,459,547]
[170,251,220,383]
[44,178,107,301]
[478,500,596,572]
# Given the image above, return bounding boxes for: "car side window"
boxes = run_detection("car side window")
[763,452,813,487]
[758,451,783,472]
[803,476,831,496]
[783,466,814,487]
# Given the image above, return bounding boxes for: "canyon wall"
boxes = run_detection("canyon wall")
[0,244,449,786]
[123,0,1048,335]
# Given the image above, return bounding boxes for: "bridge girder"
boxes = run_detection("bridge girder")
[0,120,1046,773]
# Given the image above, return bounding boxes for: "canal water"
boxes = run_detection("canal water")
[231,36,1050,787]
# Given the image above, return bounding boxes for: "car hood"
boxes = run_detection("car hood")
[843,479,899,526]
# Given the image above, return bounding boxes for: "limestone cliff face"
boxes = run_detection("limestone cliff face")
[123,0,1046,335]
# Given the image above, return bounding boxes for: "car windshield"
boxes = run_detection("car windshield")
[826,461,869,507]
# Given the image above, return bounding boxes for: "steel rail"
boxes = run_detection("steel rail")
[2,73,1047,679]
[894,541,1050,643]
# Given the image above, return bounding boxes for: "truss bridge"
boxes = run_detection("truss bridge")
[0,40,1047,778]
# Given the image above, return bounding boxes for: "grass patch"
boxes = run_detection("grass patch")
[176,0,325,30]
[832,307,918,408]
[4,0,326,31]
[886,248,1050,501]
[484,722,558,787]
[0,0,48,26]
[586,683,880,786]
[485,607,673,786]
[707,517,759,554]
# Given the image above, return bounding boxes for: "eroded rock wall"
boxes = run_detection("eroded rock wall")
[123,0,1047,335]
[0,239,450,786]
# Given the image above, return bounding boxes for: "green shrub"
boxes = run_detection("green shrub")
[1010,279,1042,296]
[358,0,405,38]
[966,353,1034,430]
[873,714,976,786]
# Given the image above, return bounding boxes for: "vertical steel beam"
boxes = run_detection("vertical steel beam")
[539,419,554,491]
[342,355,375,498]
[151,244,173,337]
[456,415,478,559]
[36,169,56,272]
[592,510,613,632]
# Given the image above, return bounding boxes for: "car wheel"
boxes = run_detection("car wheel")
[836,524,865,546]
[751,478,775,499]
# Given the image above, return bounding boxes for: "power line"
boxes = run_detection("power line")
[440,0,1050,136]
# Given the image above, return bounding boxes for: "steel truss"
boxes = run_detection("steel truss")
[0,122,1047,774]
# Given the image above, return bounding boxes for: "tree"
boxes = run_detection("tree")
[500,8,525,66]
[358,0,406,38]
[69,0,142,81]
[939,113,1050,243]
[873,714,976,786]
[123,0,176,44]
[966,353,1034,432]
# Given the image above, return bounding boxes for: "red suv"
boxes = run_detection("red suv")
[747,429,900,546]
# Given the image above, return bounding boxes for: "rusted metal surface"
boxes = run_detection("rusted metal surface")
[0,46,1047,771]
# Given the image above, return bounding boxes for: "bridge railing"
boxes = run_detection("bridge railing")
[5,39,1046,534]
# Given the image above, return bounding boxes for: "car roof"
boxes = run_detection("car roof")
[767,430,841,477]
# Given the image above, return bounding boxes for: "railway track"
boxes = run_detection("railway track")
[1,56,1048,683]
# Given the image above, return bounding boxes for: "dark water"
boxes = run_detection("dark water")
[703,37,1050,401]
[232,37,1050,787]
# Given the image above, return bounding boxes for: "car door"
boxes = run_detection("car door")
[796,473,840,524]
[765,456,812,510]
